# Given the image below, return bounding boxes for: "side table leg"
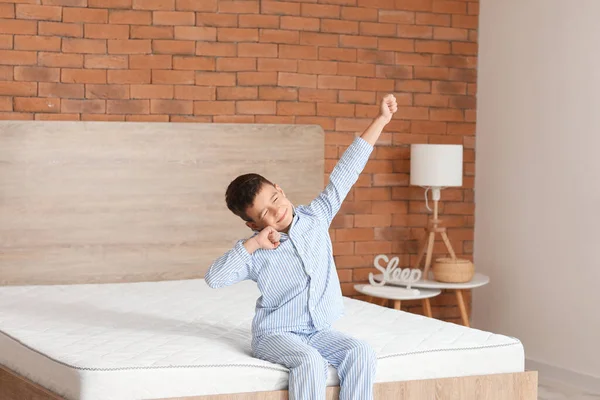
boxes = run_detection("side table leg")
[455,289,470,327]
[393,300,401,310]
[422,298,433,318]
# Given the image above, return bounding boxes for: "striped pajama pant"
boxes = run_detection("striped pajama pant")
[252,329,377,400]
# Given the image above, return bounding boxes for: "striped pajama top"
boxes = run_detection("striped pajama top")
[205,136,374,339]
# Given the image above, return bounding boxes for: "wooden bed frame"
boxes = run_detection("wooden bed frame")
[1,365,538,400]
[0,121,537,399]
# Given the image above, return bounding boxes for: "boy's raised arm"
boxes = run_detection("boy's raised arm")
[360,94,398,145]
[307,94,398,225]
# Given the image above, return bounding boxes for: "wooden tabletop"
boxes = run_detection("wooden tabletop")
[373,272,490,290]
[354,284,441,300]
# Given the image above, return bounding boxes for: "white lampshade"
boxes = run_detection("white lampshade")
[410,144,463,187]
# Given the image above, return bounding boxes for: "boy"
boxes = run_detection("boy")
[205,94,398,400]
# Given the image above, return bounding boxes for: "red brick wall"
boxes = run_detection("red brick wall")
[0,0,478,323]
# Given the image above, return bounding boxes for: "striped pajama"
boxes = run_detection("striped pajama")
[206,137,376,399]
[252,329,377,400]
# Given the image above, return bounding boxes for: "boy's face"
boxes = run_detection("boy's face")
[245,183,294,233]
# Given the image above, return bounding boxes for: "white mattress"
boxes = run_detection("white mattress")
[0,279,524,400]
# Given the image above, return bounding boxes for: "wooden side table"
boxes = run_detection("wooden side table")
[353,284,441,317]
[376,272,490,327]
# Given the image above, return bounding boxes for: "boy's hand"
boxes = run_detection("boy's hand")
[265,228,281,248]
[244,226,280,254]
[379,94,398,124]
[360,93,398,145]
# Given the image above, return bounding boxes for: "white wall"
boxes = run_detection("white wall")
[474,0,600,389]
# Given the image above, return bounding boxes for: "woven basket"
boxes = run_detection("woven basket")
[432,258,474,283]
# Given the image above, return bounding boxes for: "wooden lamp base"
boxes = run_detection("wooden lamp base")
[413,199,458,280]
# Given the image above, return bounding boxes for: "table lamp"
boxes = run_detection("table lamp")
[410,144,463,280]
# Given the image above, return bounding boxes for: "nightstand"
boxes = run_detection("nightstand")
[354,284,441,318]
[376,272,490,327]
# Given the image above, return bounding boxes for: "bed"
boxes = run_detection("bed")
[0,121,537,399]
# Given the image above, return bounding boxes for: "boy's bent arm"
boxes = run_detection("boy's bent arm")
[205,239,255,288]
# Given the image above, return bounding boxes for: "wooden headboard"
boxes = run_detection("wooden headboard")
[0,121,324,285]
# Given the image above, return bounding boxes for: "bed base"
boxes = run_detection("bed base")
[1,364,537,400]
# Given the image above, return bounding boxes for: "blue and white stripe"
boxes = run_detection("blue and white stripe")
[252,329,377,400]
[206,136,377,399]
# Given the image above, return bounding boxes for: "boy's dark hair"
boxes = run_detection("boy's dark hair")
[226,173,274,222]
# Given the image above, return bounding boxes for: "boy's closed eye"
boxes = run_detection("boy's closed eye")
[260,196,279,221]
